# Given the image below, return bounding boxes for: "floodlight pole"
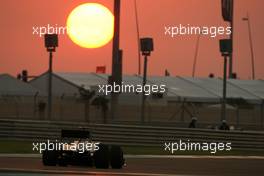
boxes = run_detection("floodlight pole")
[48,52,53,120]
[141,55,148,123]
[112,0,121,82]
[243,13,255,80]
[221,55,228,121]
[44,34,58,121]
[229,0,234,79]
[229,20,233,78]
[192,34,200,77]
[134,0,141,75]
[261,101,264,127]
[110,0,122,122]
[219,39,232,122]
[140,38,153,124]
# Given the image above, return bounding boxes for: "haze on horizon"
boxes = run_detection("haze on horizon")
[0,0,263,79]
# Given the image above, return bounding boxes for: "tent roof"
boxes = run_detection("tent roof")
[182,77,262,104]
[56,72,107,90]
[147,76,219,102]
[228,79,264,100]
[0,74,43,96]
[30,72,264,104]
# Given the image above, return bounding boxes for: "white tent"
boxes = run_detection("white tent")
[29,72,264,104]
[0,74,42,97]
[147,76,220,102]
[182,77,262,104]
[228,79,264,100]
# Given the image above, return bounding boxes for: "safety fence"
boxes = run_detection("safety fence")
[0,119,264,151]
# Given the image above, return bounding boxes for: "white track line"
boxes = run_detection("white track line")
[1,154,264,160]
[125,155,264,159]
[0,168,192,176]
[0,154,41,158]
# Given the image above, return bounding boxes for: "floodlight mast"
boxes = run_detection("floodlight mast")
[242,12,255,80]
[229,1,234,79]
[44,34,58,120]
[140,38,154,123]
[219,39,232,122]
[221,0,234,78]
[112,0,121,84]
[222,54,228,121]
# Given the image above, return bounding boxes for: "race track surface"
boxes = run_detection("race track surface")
[0,155,264,176]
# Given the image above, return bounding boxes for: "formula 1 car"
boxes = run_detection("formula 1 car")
[42,129,124,169]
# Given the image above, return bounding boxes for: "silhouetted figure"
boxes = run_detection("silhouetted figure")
[92,96,109,123]
[165,69,170,76]
[38,101,46,120]
[189,117,197,128]
[209,73,215,78]
[219,120,230,130]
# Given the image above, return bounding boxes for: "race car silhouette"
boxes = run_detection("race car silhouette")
[42,129,124,169]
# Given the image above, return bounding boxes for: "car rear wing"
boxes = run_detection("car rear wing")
[61,129,90,139]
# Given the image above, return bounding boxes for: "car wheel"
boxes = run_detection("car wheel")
[94,144,109,169]
[42,149,57,166]
[110,145,124,169]
[58,154,68,167]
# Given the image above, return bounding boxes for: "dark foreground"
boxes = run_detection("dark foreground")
[0,156,264,176]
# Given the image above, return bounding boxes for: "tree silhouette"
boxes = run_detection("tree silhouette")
[79,87,95,123]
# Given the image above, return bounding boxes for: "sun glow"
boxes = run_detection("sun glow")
[66,3,114,48]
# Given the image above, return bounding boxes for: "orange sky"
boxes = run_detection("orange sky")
[0,0,263,79]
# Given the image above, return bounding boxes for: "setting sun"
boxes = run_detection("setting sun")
[66,3,114,48]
